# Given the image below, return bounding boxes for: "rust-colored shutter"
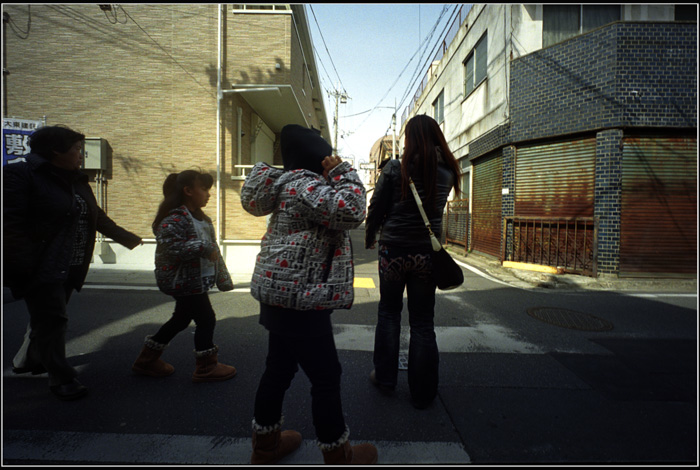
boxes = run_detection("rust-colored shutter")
[471,152,502,257]
[620,136,697,276]
[515,138,596,217]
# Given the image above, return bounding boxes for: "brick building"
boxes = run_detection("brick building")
[400,4,697,277]
[2,4,330,272]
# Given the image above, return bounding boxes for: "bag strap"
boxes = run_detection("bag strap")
[409,178,443,252]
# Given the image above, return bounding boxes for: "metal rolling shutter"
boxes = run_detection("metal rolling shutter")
[515,137,596,217]
[620,136,697,276]
[471,152,502,257]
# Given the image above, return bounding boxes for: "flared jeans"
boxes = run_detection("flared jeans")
[373,244,439,404]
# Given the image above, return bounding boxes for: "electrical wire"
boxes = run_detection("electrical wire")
[396,4,459,113]
[119,6,216,99]
[309,5,347,94]
[348,4,452,135]
[311,41,338,93]
[6,5,31,39]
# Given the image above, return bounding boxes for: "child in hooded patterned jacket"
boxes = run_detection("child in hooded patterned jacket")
[241,124,377,465]
[131,169,236,383]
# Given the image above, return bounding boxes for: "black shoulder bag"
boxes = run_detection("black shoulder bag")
[409,178,464,290]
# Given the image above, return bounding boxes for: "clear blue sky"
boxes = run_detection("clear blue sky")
[307,4,459,175]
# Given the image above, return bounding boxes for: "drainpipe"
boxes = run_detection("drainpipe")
[216,4,223,245]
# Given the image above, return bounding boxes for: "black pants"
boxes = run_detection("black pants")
[23,282,77,387]
[254,305,346,444]
[151,293,216,351]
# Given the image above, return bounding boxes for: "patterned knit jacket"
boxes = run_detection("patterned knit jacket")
[154,206,234,296]
[241,161,366,310]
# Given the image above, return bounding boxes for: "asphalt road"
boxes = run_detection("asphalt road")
[3,229,697,465]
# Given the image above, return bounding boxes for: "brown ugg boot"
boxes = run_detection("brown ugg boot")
[132,336,175,377]
[250,418,302,465]
[320,427,378,465]
[192,346,236,382]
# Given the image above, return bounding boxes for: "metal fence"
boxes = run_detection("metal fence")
[445,198,469,249]
[503,217,598,277]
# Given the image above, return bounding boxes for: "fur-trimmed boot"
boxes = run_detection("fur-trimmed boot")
[132,336,175,377]
[320,426,378,465]
[250,418,302,465]
[192,345,236,382]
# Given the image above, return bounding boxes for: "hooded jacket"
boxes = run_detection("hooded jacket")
[241,161,366,310]
[153,205,233,296]
[3,154,142,298]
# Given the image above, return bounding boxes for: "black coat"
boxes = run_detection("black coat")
[365,152,455,250]
[3,154,141,298]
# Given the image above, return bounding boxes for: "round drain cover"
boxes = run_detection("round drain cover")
[527,307,613,332]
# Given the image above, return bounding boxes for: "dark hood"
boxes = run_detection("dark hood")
[281,124,332,175]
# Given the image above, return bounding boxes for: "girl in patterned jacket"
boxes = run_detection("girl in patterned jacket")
[241,124,377,465]
[131,170,236,383]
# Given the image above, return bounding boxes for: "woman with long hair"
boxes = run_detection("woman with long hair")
[365,114,461,409]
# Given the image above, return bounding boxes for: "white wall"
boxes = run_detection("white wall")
[92,240,260,275]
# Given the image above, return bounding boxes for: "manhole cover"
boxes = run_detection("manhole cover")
[527,307,614,331]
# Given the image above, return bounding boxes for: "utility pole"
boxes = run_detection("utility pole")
[392,97,397,159]
[329,85,349,155]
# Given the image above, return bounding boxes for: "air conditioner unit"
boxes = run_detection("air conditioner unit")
[83,137,109,170]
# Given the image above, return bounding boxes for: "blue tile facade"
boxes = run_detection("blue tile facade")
[510,22,697,143]
[594,129,623,273]
[469,21,697,275]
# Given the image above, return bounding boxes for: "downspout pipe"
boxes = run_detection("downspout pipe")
[216,4,222,245]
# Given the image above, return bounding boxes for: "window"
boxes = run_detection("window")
[675,5,698,21]
[464,33,487,97]
[232,4,290,12]
[543,5,621,48]
[433,90,444,125]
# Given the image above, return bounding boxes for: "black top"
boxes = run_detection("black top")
[365,151,455,249]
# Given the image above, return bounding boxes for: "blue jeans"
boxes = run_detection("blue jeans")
[373,244,439,404]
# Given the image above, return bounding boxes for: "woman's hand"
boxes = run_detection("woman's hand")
[322,155,342,179]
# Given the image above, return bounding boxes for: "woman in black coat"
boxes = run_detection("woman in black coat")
[365,115,461,409]
[3,125,142,400]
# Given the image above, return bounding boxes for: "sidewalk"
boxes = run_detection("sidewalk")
[81,248,698,294]
[83,265,253,289]
[446,247,698,294]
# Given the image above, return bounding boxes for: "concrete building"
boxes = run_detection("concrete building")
[367,134,398,186]
[3,4,330,273]
[400,4,697,277]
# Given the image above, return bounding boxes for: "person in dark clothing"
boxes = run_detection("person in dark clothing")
[365,114,461,409]
[3,125,142,400]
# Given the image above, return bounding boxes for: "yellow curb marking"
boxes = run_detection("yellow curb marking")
[353,277,376,288]
[502,261,561,274]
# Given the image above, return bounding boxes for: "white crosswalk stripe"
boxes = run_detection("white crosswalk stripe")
[333,323,544,354]
[3,429,470,464]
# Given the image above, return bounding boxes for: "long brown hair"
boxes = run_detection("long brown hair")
[152,170,213,233]
[400,114,461,211]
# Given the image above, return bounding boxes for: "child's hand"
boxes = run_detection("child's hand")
[322,155,342,179]
[208,250,219,262]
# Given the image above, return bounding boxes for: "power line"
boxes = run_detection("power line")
[347,4,451,135]
[120,6,216,99]
[397,4,457,112]
[308,5,346,94]
[6,5,31,39]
